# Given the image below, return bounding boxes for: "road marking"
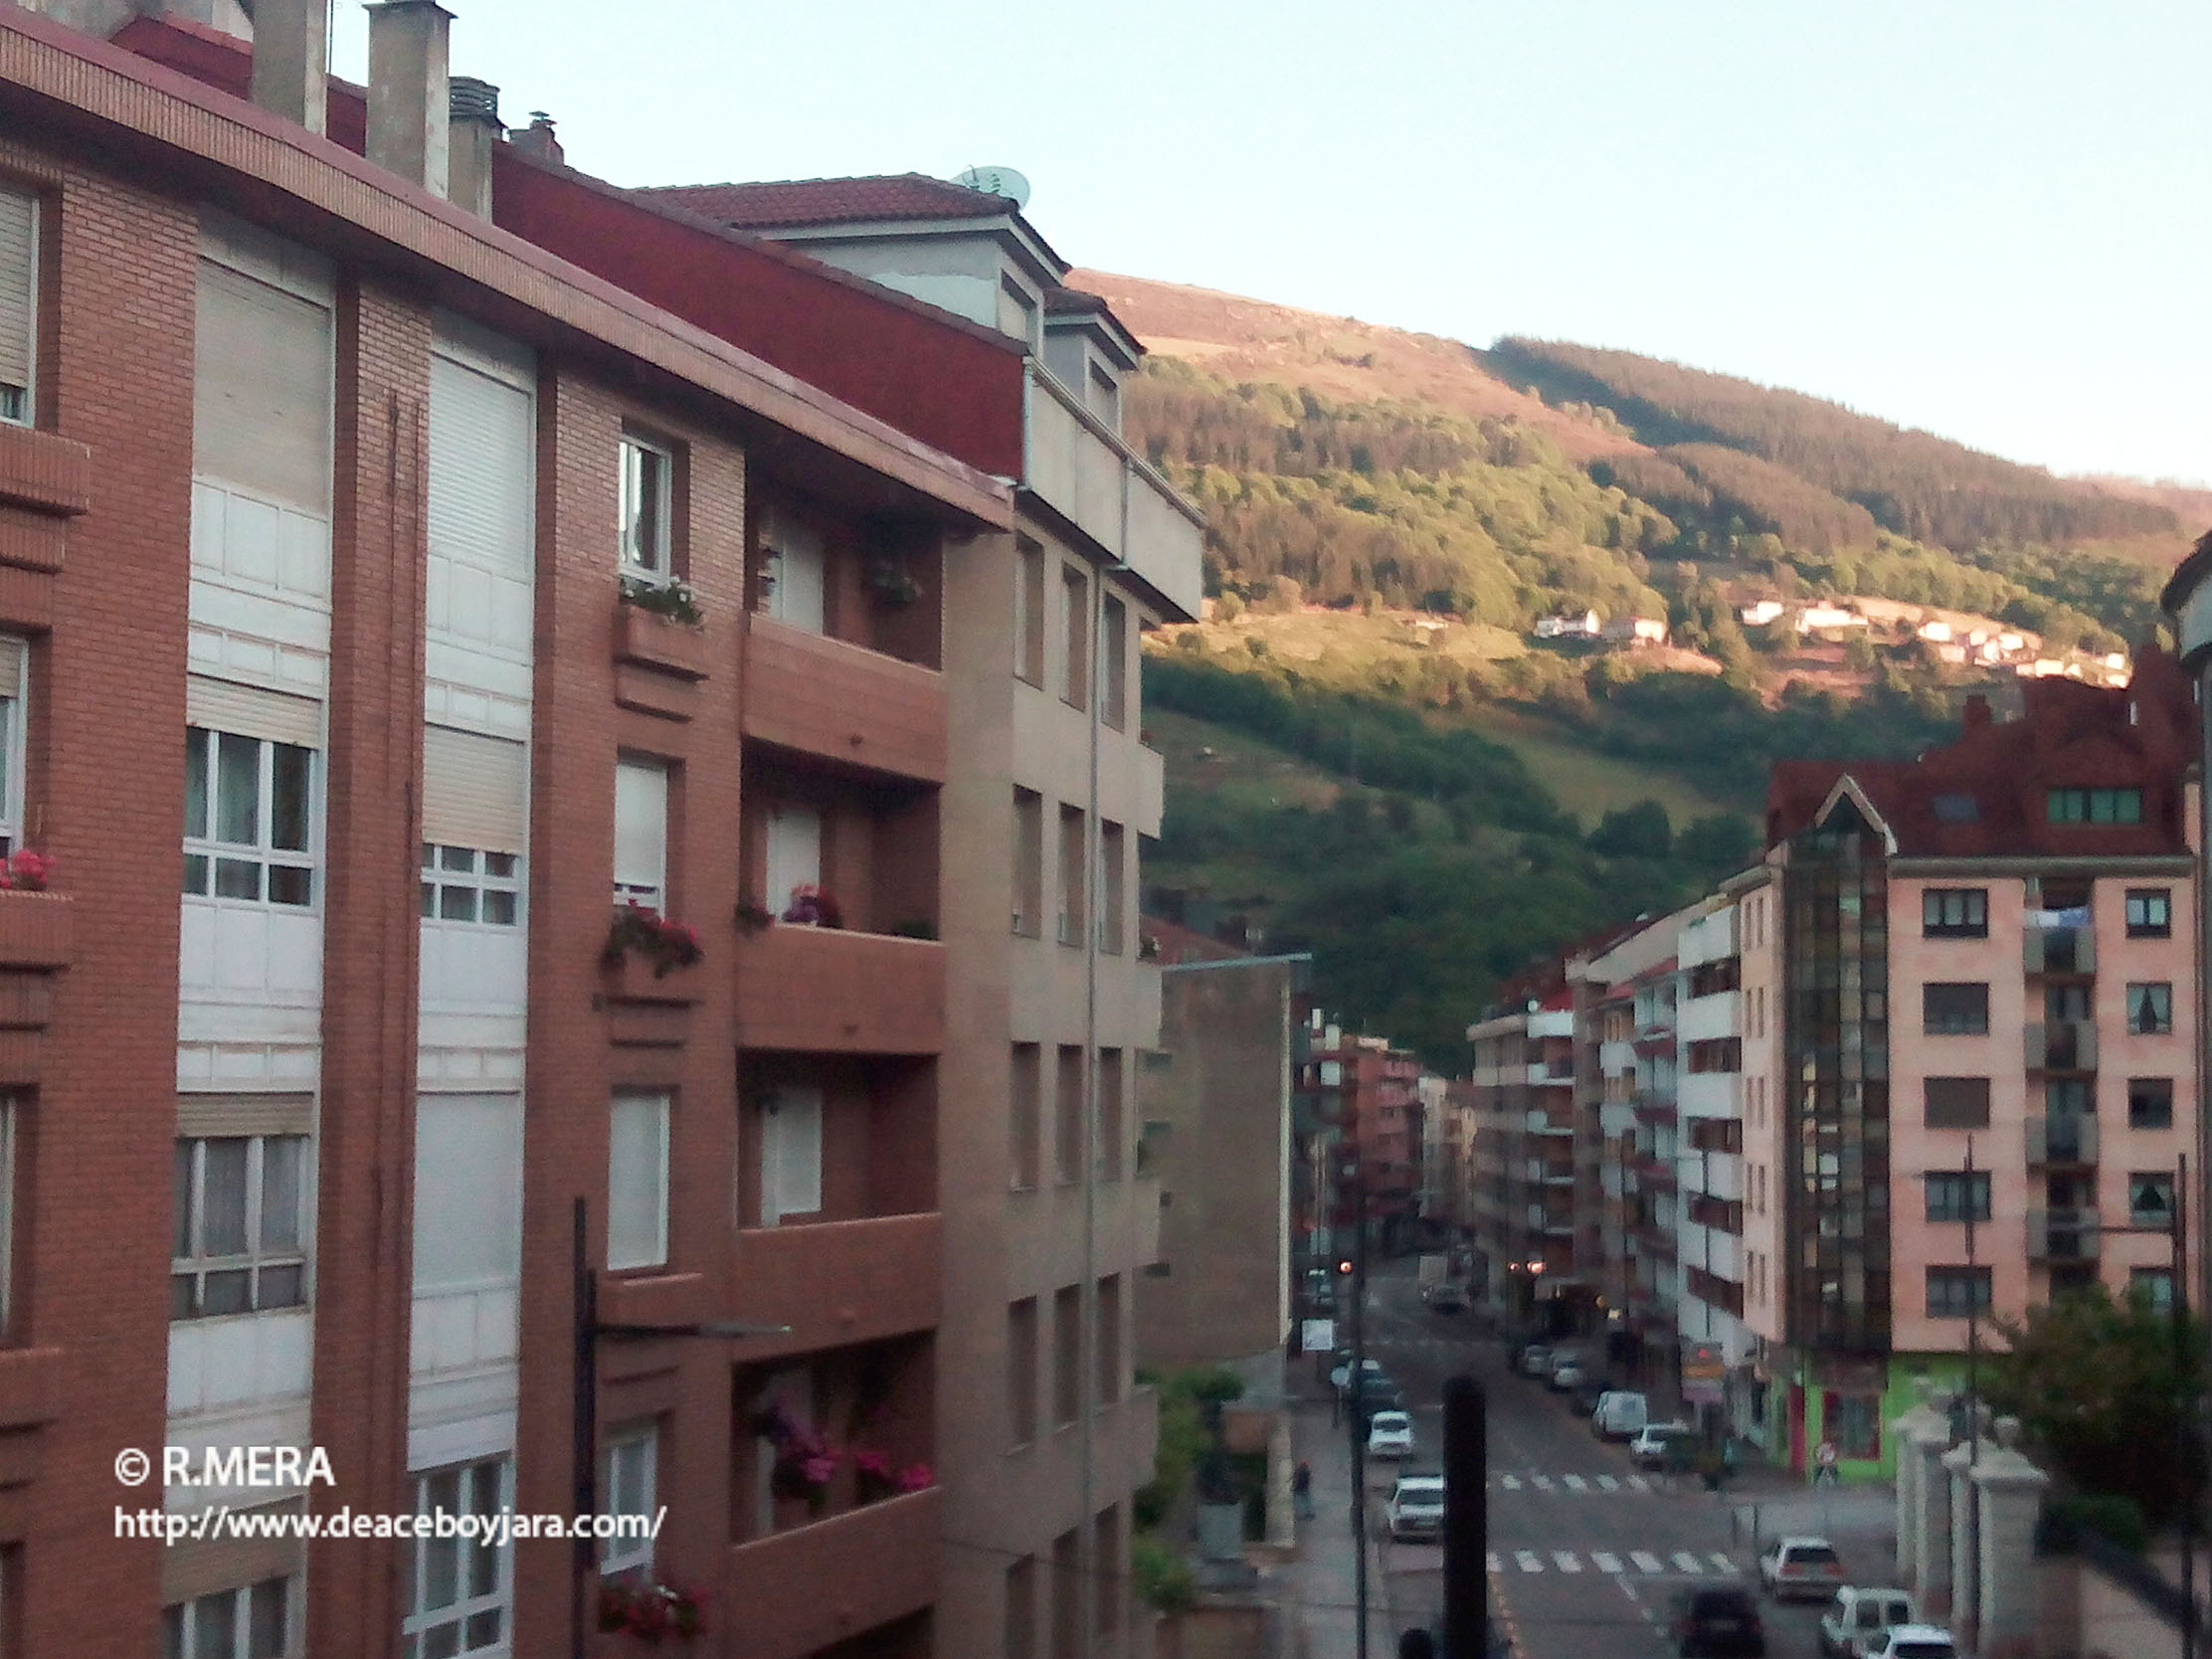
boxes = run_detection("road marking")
[1673,1552,1704,1573]
[1596,1474,1620,1491]
[1631,1551,1664,1573]
[1563,1474,1587,1492]
[1710,1553,1737,1573]
[1592,1551,1623,1573]
[1486,1553,1501,1572]
[1531,1475,1554,1491]
[1554,1551,1581,1572]
[1627,1475,1651,1492]
[1515,1551,1544,1573]
[1498,1474,1522,1491]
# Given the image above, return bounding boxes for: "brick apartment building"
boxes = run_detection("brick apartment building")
[0,1,1197,1655]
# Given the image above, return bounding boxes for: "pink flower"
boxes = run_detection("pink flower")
[853,1448,894,1481]
[895,1463,934,1493]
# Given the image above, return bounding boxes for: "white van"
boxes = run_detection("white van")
[1591,1389,1648,1441]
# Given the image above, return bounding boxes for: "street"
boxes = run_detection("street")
[1325,1260,1898,1659]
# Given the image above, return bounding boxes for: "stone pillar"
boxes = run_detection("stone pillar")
[1943,1441,1981,1648]
[1892,1397,1943,1589]
[1912,1404,1955,1615]
[1970,1426,2051,1655]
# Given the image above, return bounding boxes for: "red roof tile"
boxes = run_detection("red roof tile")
[637,174,1018,230]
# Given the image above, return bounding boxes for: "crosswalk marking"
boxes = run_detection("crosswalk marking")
[1710,1553,1736,1572]
[1498,1474,1522,1491]
[1673,1552,1704,1573]
[1554,1551,1581,1572]
[1592,1552,1623,1573]
[1531,1475,1554,1492]
[1596,1475,1620,1491]
[1563,1475,1587,1492]
[1627,1475,1652,1492]
[1486,1553,1502,1573]
[1515,1551,1544,1573]
[1481,1547,1738,1577]
[1631,1551,1664,1573]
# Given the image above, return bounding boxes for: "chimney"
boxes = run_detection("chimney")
[448,78,501,219]
[366,0,453,197]
[509,111,564,169]
[249,0,329,136]
[1963,692,1992,731]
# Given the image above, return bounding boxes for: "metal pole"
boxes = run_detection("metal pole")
[2180,1154,2197,1658]
[1441,1377,1488,1659]
[1963,1133,1979,1648]
[1351,1115,1370,1659]
[572,1196,597,1659]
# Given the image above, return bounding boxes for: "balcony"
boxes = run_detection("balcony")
[731,1212,941,1360]
[2026,1115,2100,1167]
[735,925,944,1054]
[2026,1019,2098,1073]
[2028,1207,2102,1261]
[1136,1176,1164,1265]
[723,1486,941,1659]
[2024,924,2096,976]
[743,617,947,785]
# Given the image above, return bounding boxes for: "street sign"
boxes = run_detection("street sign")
[1303,1318,1335,1354]
[1682,1343,1726,1405]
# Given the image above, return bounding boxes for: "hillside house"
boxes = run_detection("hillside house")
[1535,609,1600,640]
[1601,615,1670,646]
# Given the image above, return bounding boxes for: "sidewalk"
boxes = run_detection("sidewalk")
[1273,1381,1398,1658]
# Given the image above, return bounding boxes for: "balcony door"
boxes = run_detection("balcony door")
[767,520,827,635]
[765,802,823,919]
[761,1083,824,1226]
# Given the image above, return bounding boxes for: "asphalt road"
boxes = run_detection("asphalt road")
[1347,1260,1880,1659]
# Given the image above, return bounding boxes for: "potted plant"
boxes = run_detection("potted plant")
[598,1578,705,1645]
[735,895,776,933]
[620,572,704,628]
[0,849,52,891]
[863,558,923,607]
[603,904,704,979]
[750,1407,838,1517]
[851,1449,934,1504]
[779,885,843,929]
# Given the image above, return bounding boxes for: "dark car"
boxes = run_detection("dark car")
[1670,1584,1765,1658]
[1355,1377,1406,1422]
[1568,1378,1610,1416]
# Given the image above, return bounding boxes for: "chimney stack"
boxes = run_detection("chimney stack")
[448,78,501,220]
[248,0,329,136]
[509,111,565,169]
[366,0,454,198]
[1963,692,1992,731]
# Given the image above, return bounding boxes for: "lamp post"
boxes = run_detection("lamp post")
[571,1198,791,1659]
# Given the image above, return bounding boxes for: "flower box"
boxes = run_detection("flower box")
[0,890,74,972]
[602,952,701,1007]
[615,602,712,682]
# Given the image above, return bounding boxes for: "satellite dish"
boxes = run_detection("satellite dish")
[953,165,1031,209]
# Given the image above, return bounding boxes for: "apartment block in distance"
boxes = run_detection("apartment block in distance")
[1752,667,2201,1481]
[0,3,1041,1653]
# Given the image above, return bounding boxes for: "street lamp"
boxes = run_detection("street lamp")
[571,1197,791,1659]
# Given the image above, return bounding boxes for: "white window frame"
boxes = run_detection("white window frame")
[402,1456,512,1657]
[421,843,523,928]
[608,1090,671,1271]
[761,1083,823,1225]
[171,1133,309,1321]
[600,1420,658,1577]
[0,640,26,857]
[613,759,669,914]
[760,514,828,635]
[619,434,674,582]
[163,1573,295,1658]
[184,727,318,909]
[0,186,34,429]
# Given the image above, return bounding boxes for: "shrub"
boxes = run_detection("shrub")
[1132,1533,1196,1614]
[2038,1492,2149,1556]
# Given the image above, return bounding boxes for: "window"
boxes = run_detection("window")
[998,275,1039,348]
[1925,1171,1992,1223]
[1097,1274,1122,1404]
[172,1135,306,1319]
[163,1576,291,1659]
[1101,596,1128,730]
[760,1083,822,1225]
[1061,566,1089,708]
[0,188,34,426]
[1926,1267,1992,1318]
[2126,888,2172,939]
[1686,1038,1741,1072]
[420,845,520,926]
[763,800,822,919]
[402,1456,510,1657]
[1094,1504,1122,1635]
[1052,1285,1080,1426]
[760,514,827,634]
[1057,806,1086,947]
[1097,821,1125,955]
[2129,1173,2176,1228]
[1922,888,1988,939]
[1013,789,1042,937]
[1826,1393,1881,1461]
[618,435,673,580]
[1097,1048,1124,1182]
[0,640,25,857]
[184,729,315,906]
[1009,1297,1039,1445]
[2131,1268,2176,1312]
[2128,1077,2174,1130]
[1055,1045,1083,1185]
[2046,1077,2091,1115]
[608,1091,669,1270]
[1931,792,1979,825]
[1923,983,1989,1035]
[1011,1043,1041,1190]
[600,1421,657,1577]
[2128,983,2174,1035]
[2048,787,2142,825]
[1924,1077,1991,1130]
[613,759,668,912]
[1015,541,1045,687]
[1050,1527,1080,1659]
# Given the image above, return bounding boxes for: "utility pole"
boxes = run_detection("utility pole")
[1441,1377,1488,1659]
[1348,1113,1371,1659]
[1961,1133,1980,1653]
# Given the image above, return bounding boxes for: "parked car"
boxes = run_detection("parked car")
[1355,1377,1406,1424]
[1427,1283,1468,1314]
[1549,1357,1584,1391]
[1863,1627,1956,1659]
[1758,1537,1846,1603]
[1367,1410,1416,1460]
[1330,1355,1384,1391]
[1630,1421,1698,1470]
[1517,1344,1553,1378]
[1668,1583,1766,1658]
[1593,1388,1650,1440]
[1819,1587,1918,1659]
[1384,1472,1446,1541]
[1569,1378,1610,1416]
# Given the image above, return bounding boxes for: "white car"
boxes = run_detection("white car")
[1549,1359,1584,1391]
[1865,1626,1957,1659]
[1629,1421,1696,1469]
[1759,1536,1846,1602]
[1820,1586,1917,1658]
[1366,1410,1415,1460]
[1517,1344,1553,1378]
[1384,1473,1446,1541]
[1330,1357,1384,1391]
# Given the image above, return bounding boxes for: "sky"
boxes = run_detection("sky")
[332,0,2212,485]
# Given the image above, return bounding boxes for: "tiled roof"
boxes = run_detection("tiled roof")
[636,174,1018,230]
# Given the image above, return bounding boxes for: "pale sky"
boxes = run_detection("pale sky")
[334,0,2212,484]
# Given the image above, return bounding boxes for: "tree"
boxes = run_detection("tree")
[1588,801,1672,860]
[1983,1286,2209,1525]
[1843,633,1878,672]
[1677,814,1758,872]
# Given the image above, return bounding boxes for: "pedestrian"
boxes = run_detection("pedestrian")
[1813,1438,1839,1487]
[1293,1459,1314,1520]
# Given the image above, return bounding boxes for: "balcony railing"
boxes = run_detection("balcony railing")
[2027,1207,2102,1261]
[724,1487,941,1659]
[2024,924,2096,976]
[731,1212,941,1359]
[742,616,947,784]
[2026,1114,2100,1167]
[735,924,945,1054]
[2025,1019,2099,1073]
